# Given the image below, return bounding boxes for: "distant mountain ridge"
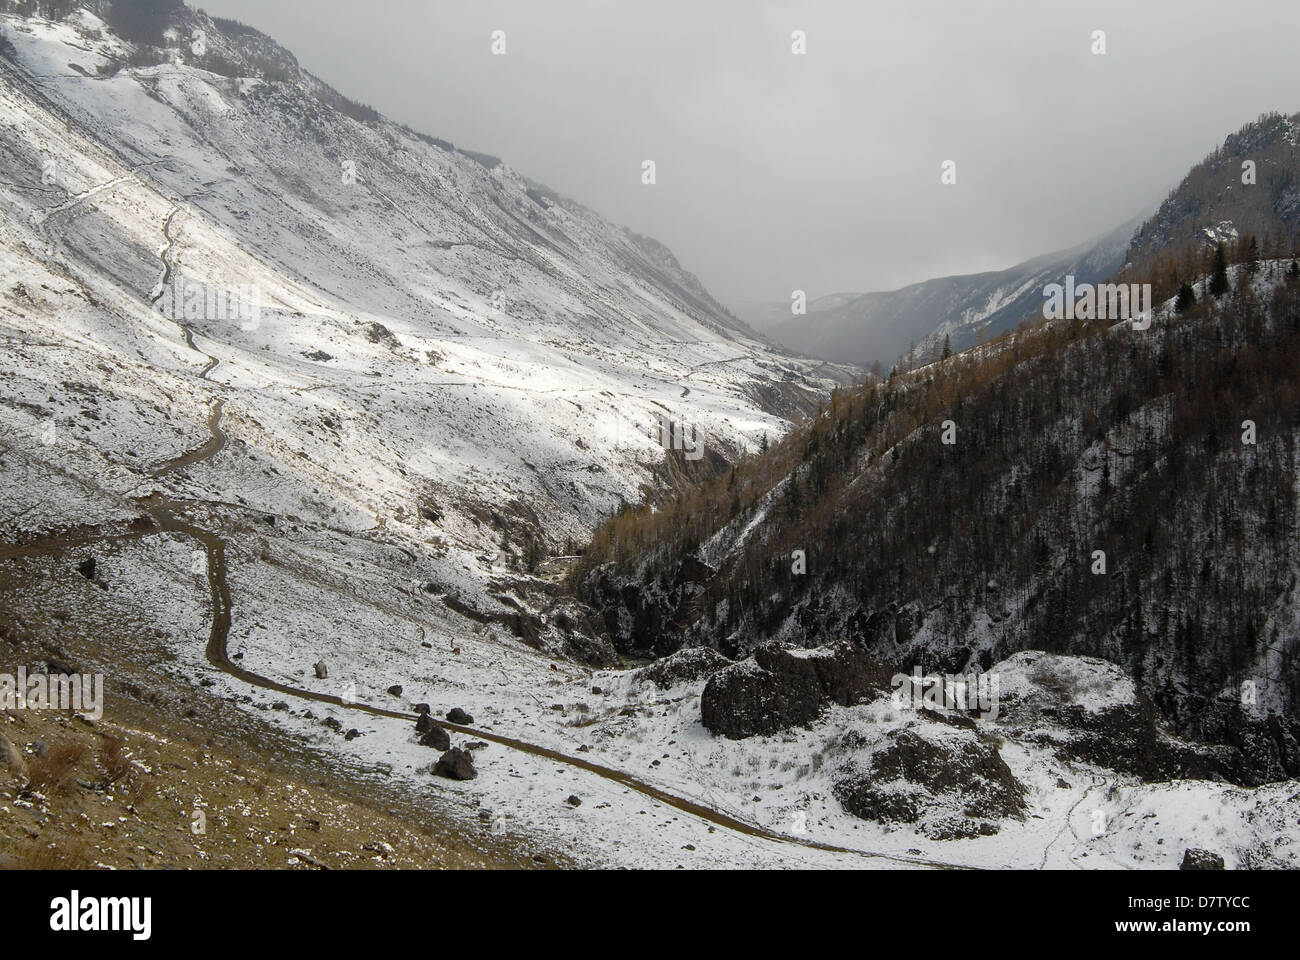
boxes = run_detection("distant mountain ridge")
[763,215,1144,371]
[762,111,1300,374]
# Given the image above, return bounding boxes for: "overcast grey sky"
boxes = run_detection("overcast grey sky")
[194,0,1300,306]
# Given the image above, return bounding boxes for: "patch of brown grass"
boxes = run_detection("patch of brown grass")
[98,735,132,786]
[0,834,95,870]
[24,742,87,796]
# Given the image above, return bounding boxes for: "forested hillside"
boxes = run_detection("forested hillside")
[1123,111,1300,305]
[577,260,1300,782]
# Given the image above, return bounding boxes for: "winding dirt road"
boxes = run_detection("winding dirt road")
[2,202,968,870]
[5,364,961,867]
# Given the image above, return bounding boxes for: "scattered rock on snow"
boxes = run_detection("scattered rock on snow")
[418,726,451,751]
[432,747,476,780]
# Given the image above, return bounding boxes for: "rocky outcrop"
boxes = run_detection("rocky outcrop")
[442,593,619,668]
[446,708,473,726]
[580,558,715,658]
[990,652,1269,786]
[1154,693,1300,786]
[832,728,1025,837]
[634,646,732,690]
[701,643,890,739]
[544,597,619,667]
[1180,848,1226,870]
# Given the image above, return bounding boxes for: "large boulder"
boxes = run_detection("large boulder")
[701,643,890,739]
[419,726,451,751]
[446,707,474,726]
[432,747,476,781]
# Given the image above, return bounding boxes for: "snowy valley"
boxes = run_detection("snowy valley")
[1,4,1297,874]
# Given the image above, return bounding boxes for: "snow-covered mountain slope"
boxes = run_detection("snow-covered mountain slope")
[766,216,1143,370]
[0,7,863,867]
[0,9,849,565]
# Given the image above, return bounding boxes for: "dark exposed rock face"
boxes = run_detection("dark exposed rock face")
[1033,697,1238,783]
[1155,694,1300,786]
[832,729,1026,833]
[443,593,618,668]
[1180,848,1226,870]
[544,597,619,667]
[446,707,474,726]
[580,558,715,658]
[634,646,732,690]
[701,643,890,739]
[432,747,476,780]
